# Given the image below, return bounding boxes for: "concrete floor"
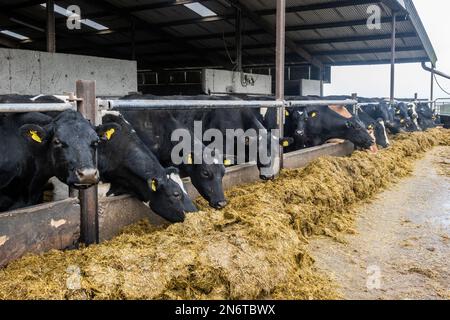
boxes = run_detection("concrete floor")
[309,146,450,300]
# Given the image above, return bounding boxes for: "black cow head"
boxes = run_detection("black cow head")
[97,112,197,222]
[394,103,415,132]
[344,119,374,150]
[372,119,390,148]
[286,107,308,148]
[182,147,227,210]
[20,110,100,189]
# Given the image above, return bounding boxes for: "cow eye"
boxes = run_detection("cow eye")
[201,170,210,178]
[53,138,62,147]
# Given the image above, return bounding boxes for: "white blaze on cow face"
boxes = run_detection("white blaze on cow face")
[168,173,188,195]
[378,120,390,146]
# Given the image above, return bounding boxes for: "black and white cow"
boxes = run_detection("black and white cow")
[347,106,390,148]
[360,102,403,135]
[416,103,437,131]
[119,95,228,209]
[97,111,197,222]
[0,108,100,212]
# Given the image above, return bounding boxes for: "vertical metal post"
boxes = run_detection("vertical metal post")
[76,80,99,245]
[430,67,435,109]
[275,0,286,170]
[390,12,397,105]
[131,19,136,61]
[319,66,324,97]
[235,6,243,72]
[46,0,55,53]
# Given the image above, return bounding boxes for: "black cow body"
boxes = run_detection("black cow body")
[97,112,197,222]
[346,106,390,148]
[119,95,227,209]
[416,103,437,131]
[0,109,100,212]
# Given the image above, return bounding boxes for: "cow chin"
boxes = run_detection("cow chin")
[150,205,186,223]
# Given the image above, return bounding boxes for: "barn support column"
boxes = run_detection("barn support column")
[131,19,136,60]
[76,80,99,245]
[235,6,243,71]
[319,66,324,97]
[390,12,397,105]
[275,0,286,170]
[430,67,434,106]
[46,0,55,53]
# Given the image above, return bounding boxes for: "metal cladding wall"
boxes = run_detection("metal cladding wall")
[0,49,137,96]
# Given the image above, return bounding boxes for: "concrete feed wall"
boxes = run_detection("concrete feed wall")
[0,49,137,96]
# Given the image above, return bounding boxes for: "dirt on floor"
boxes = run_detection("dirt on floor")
[309,146,450,300]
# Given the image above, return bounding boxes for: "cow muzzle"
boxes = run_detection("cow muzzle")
[74,168,99,187]
[211,200,228,209]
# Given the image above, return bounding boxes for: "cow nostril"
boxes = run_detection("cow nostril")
[215,200,228,209]
[75,168,99,184]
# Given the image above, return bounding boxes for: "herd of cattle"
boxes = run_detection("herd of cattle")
[0,94,439,222]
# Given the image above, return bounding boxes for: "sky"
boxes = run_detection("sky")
[324,0,450,100]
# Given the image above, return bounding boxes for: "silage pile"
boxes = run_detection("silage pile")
[0,129,448,300]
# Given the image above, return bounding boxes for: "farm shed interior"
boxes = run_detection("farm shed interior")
[0,0,437,97]
[0,0,442,267]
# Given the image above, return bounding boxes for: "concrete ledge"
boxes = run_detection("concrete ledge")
[0,198,80,267]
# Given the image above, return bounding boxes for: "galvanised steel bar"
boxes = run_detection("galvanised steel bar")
[390,12,397,105]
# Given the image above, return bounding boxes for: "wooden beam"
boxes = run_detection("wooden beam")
[0,199,80,268]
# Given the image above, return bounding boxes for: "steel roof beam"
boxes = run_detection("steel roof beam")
[92,0,231,67]
[229,0,323,68]
[312,45,423,56]
[256,0,382,16]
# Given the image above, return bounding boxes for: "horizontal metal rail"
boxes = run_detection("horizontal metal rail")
[107,99,359,110]
[288,99,358,107]
[0,102,75,113]
[107,100,285,110]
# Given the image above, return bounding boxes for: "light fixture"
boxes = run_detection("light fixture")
[40,3,109,31]
[183,2,217,17]
[0,30,30,41]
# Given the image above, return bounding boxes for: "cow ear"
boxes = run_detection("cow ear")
[165,167,180,176]
[280,137,294,147]
[308,111,318,118]
[96,123,121,141]
[19,124,47,144]
[185,153,194,165]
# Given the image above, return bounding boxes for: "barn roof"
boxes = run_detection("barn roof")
[0,0,437,70]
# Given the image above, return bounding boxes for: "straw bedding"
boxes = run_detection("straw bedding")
[0,129,448,300]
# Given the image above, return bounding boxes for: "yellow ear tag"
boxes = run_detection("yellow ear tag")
[224,159,232,166]
[151,179,157,192]
[400,119,405,124]
[282,140,289,147]
[187,154,193,165]
[29,130,42,143]
[368,125,374,130]
[285,110,290,117]
[104,128,115,140]
[311,112,317,118]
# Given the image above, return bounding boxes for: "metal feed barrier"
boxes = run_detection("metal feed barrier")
[0,88,358,267]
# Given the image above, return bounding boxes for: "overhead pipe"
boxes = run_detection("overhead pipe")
[421,62,450,80]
